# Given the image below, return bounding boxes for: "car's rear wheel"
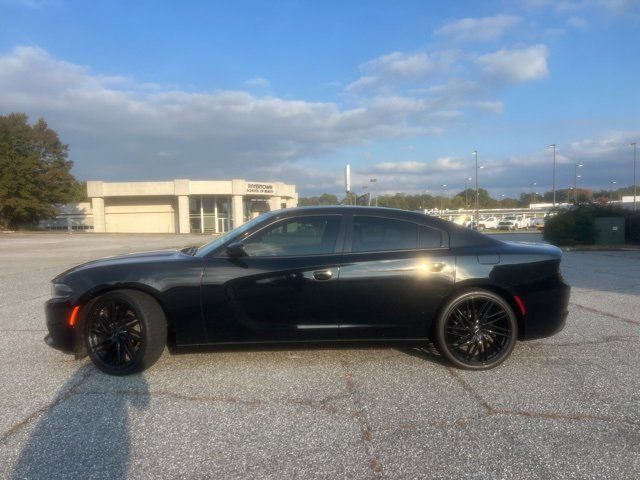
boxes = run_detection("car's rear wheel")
[435,290,517,370]
[84,290,166,375]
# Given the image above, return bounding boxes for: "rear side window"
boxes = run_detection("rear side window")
[352,216,417,252]
[419,225,443,248]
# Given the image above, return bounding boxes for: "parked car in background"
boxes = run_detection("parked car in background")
[530,218,545,230]
[477,216,499,230]
[453,215,473,228]
[498,216,521,231]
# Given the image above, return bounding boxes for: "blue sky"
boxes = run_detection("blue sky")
[1,0,639,198]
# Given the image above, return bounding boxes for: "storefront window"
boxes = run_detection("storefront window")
[189,196,232,234]
[243,197,270,222]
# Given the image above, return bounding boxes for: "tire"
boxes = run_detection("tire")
[434,289,517,370]
[84,289,167,375]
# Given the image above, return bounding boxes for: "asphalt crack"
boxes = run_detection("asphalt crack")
[342,365,384,478]
[570,302,640,326]
[0,366,94,444]
[448,368,638,427]
[75,389,349,414]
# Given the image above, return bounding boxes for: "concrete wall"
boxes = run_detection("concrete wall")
[104,197,176,233]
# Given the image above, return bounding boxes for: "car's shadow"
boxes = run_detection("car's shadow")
[168,340,449,367]
[11,366,149,480]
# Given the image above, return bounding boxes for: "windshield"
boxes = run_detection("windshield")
[196,214,271,257]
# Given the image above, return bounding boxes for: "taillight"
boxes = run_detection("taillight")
[513,295,526,316]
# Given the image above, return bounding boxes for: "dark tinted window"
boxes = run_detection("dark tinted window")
[419,225,443,248]
[243,216,340,257]
[352,216,417,252]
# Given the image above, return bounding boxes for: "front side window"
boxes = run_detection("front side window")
[242,216,341,257]
[352,216,418,252]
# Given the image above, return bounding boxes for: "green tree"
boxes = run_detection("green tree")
[0,113,79,228]
[298,193,339,206]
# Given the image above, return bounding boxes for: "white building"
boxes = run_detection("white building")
[43,179,297,233]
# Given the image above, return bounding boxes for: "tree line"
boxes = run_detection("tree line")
[299,186,635,210]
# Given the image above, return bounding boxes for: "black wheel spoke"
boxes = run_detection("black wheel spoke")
[443,295,514,367]
[88,298,143,370]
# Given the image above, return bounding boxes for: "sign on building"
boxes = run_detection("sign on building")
[246,183,275,194]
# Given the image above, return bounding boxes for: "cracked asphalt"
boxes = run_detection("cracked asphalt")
[0,232,639,479]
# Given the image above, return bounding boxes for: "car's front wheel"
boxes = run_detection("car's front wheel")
[84,290,167,375]
[434,290,517,370]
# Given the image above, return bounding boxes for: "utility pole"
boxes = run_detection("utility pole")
[552,144,557,206]
[421,189,429,211]
[473,150,479,225]
[530,182,537,207]
[440,184,447,213]
[574,163,583,204]
[610,180,617,202]
[632,142,637,212]
[464,177,472,208]
[369,178,378,207]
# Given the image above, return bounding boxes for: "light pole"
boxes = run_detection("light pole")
[362,185,369,206]
[464,177,472,208]
[421,189,429,211]
[548,144,557,206]
[440,184,447,212]
[610,180,617,202]
[369,178,378,207]
[574,163,583,203]
[473,150,480,224]
[631,142,637,211]
[530,182,537,207]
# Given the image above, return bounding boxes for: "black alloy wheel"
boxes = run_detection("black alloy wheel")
[435,290,517,370]
[85,290,167,375]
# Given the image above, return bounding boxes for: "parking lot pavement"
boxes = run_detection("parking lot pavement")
[1,232,639,479]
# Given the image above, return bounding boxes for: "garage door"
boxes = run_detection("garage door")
[104,197,177,233]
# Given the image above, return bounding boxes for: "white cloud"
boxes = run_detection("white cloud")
[361,51,437,78]
[4,0,56,8]
[0,46,447,182]
[373,157,466,174]
[476,44,549,83]
[567,16,589,28]
[472,100,505,113]
[435,15,522,43]
[520,0,640,15]
[244,76,270,88]
[346,75,379,92]
[347,50,457,92]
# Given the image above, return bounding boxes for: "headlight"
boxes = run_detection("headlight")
[51,283,73,299]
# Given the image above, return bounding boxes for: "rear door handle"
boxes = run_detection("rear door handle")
[313,269,333,281]
[430,262,446,272]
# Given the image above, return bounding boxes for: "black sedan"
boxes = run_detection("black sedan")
[45,206,570,375]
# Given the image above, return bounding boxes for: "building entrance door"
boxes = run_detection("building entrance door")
[189,196,231,234]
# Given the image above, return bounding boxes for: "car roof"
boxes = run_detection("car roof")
[269,205,499,248]
[271,205,442,224]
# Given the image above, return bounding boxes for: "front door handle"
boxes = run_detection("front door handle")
[313,269,333,281]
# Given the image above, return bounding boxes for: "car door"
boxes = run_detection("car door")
[338,214,455,339]
[200,214,346,342]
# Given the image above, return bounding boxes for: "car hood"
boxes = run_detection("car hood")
[53,249,187,281]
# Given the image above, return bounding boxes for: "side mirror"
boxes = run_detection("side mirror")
[226,242,247,258]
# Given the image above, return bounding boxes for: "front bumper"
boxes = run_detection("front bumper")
[517,275,571,340]
[44,299,76,353]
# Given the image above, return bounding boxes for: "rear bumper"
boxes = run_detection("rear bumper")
[517,276,571,340]
[44,299,76,353]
